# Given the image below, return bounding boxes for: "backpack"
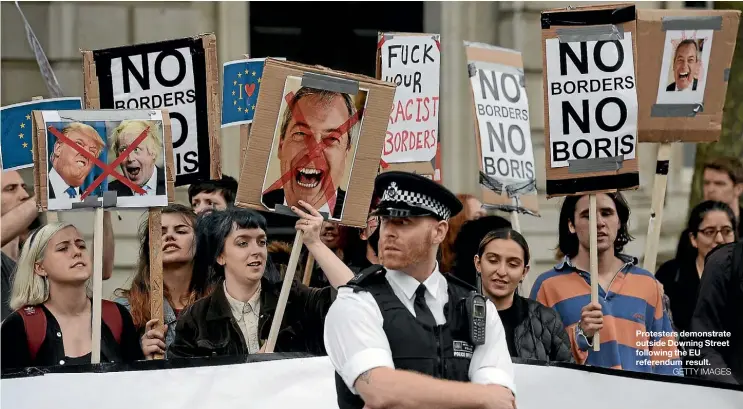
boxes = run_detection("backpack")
[18,300,123,361]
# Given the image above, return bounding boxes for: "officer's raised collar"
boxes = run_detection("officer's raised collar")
[555,254,638,273]
[387,263,444,301]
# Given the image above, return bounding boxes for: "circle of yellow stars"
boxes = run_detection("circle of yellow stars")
[231,68,260,113]
[18,114,31,149]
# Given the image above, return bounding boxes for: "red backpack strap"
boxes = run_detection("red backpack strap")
[18,306,47,361]
[101,300,123,344]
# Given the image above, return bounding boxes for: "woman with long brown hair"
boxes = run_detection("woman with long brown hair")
[439,193,486,273]
[115,204,211,354]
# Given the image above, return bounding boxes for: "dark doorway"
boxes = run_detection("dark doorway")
[249,2,425,77]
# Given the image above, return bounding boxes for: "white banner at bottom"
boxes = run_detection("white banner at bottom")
[1,357,740,409]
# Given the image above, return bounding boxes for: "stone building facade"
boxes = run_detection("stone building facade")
[1,1,702,297]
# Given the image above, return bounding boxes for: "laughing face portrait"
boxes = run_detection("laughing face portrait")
[261,76,368,220]
[655,31,712,105]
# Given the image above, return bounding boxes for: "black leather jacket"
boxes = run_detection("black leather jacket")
[168,278,335,359]
[511,294,574,363]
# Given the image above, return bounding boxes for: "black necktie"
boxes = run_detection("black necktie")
[414,284,436,328]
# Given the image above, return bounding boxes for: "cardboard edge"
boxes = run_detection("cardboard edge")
[82,51,100,110]
[161,110,176,204]
[265,58,397,90]
[237,61,396,228]
[32,111,49,211]
[202,34,222,180]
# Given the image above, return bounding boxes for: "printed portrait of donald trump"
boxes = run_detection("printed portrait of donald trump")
[47,122,105,200]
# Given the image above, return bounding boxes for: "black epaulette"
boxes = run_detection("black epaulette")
[443,272,478,292]
[341,264,386,293]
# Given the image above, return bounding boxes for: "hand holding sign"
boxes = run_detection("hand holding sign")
[292,200,325,245]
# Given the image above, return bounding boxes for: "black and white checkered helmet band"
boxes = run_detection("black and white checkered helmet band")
[381,182,451,220]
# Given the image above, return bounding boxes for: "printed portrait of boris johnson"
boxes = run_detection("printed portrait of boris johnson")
[107,120,166,197]
[261,76,368,220]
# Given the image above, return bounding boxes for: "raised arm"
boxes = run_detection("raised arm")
[292,201,353,288]
[0,199,38,247]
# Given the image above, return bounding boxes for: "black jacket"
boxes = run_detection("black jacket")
[107,166,166,196]
[1,302,143,374]
[262,188,346,219]
[1,253,16,321]
[666,78,698,91]
[656,258,699,333]
[509,294,574,363]
[690,241,743,385]
[168,277,335,359]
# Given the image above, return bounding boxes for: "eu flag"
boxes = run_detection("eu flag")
[221,58,283,128]
[1,97,82,171]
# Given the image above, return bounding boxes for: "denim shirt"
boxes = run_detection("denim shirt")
[114,296,178,349]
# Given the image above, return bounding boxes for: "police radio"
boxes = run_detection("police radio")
[466,292,487,346]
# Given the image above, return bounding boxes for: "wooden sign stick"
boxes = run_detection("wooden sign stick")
[588,194,600,352]
[302,254,315,286]
[264,230,304,353]
[642,143,672,273]
[91,207,104,363]
[149,208,165,359]
[510,197,522,233]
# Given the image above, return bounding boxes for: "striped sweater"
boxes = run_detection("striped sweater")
[530,256,682,376]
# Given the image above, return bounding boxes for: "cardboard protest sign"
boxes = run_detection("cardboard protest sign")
[31,109,175,211]
[82,34,220,187]
[465,42,539,216]
[236,58,396,228]
[222,57,287,128]
[377,32,442,182]
[542,4,640,198]
[1,98,82,171]
[637,9,741,143]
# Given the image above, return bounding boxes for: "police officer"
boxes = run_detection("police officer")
[324,172,516,409]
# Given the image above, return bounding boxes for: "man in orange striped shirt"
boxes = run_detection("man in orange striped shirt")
[530,193,682,376]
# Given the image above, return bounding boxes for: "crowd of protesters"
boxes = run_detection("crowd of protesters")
[1,157,741,388]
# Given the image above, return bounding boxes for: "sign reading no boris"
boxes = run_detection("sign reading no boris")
[87,36,219,186]
[545,35,638,168]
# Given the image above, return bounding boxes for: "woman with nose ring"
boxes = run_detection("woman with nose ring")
[115,204,211,357]
[474,228,573,362]
[168,201,355,358]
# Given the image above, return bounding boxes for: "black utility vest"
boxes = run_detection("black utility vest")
[335,267,477,409]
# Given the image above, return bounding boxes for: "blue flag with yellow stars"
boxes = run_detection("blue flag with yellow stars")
[221,58,284,128]
[1,97,82,171]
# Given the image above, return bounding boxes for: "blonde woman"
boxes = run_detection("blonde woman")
[107,120,165,196]
[1,223,143,374]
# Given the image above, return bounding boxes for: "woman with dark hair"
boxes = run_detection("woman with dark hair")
[656,200,737,333]
[475,228,573,362]
[115,204,211,356]
[440,194,486,273]
[450,215,511,288]
[168,201,354,358]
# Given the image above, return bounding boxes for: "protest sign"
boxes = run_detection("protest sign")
[82,34,220,186]
[236,58,396,228]
[542,4,640,198]
[465,41,539,217]
[31,109,175,211]
[636,9,740,143]
[377,32,442,182]
[1,97,82,171]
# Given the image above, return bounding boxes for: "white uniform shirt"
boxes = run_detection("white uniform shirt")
[224,281,261,354]
[49,167,80,198]
[136,169,158,196]
[323,263,516,396]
